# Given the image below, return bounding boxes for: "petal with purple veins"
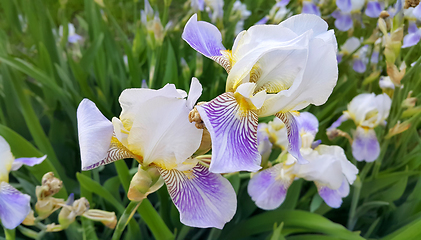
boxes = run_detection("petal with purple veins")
[248,164,293,210]
[158,163,236,229]
[276,112,308,164]
[11,155,47,171]
[196,93,262,173]
[352,126,380,162]
[0,182,31,229]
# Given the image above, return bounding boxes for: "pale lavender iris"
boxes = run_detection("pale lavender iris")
[365,1,383,18]
[318,179,350,208]
[336,0,352,12]
[402,22,421,48]
[332,10,353,31]
[353,59,366,73]
[352,126,380,162]
[302,2,321,16]
[0,182,31,229]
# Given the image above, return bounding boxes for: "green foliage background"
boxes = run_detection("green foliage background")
[0,0,420,239]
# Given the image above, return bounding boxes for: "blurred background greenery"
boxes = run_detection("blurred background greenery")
[0,0,421,239]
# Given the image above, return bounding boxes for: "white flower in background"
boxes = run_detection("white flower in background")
[327,93,392,162]
[59,23,83,44]
[249,112,358,209]
[0,136,46,229]
[191,0,224,23]
[232,0,251,34]
[183,14,338,173]
[77,78,236,229]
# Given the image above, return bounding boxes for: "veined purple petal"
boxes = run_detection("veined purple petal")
[352,126,380,162]
[327,114,350,131]
[353,59,366,73]
[302,2,321,16]
[10,155,47,171]
[336,0,352,13]
[365,2,383,18]
[334,13,353,32]
[0,182,31,229]
[402,33,421,48]
[196,93,262,173]
[182,14,226,59]
[257,125,272,163]
[159,163,236,229]
[317,179,350,208]
[248,164,292,210]
[276,112,308,164]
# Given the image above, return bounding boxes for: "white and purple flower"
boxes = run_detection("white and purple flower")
[402,22,421,48]
[58,23,83,44]
[332,0,365,31]
[182,13,338,173]
[77,78,236,229]
[327,93,392,162]
[248,112,358,209]
[0,136,46,229]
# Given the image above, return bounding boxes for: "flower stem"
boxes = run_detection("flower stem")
[4,228,15,240]
[137,199,174,240]
[112,201,142,240]
[347,176,362,230]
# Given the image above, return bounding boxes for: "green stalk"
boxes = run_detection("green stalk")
[112,201,142,240]
[4,228,15,240]
[137,199,174,240]
[347,177,362,230]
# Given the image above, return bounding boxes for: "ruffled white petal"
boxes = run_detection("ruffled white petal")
[186,77,203,109]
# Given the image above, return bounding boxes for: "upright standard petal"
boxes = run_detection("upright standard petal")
[0,182,31,229]
[352,126,380,162]
[275,112,307,164]
[0,136,14,183]
[182,14,229,71]
[127,96,203,168]
[248,164,293,210]
[196,93,262,173]
[11,155,47,171]
[186,77,203,109]
[159,163,236,229]
[77,99,132,170]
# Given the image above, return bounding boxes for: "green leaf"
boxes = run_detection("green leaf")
[381,216,421,240]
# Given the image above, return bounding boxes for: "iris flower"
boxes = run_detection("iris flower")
[332,0,365,31]
[77,78,236,229]
[248,112,358,209]
[327,93,391,162]
[0,136,46,229]
[182,14,338,173]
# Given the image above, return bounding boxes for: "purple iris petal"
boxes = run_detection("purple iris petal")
[371,51,379,64]
[257,126,273,163]
[336,0,352,13]
[182,14,226,58]
[337,53,343,63]
[68,34,83,44]
[352,126,380,162]
[334,13,353,31]
[248,164,291,210]
[327,114,349,131]
[196,93,262,173]
[402,32,421,48]
[409,22,418,34]
[276,0,291,7]
[414,4,421,21]
[256,16,269,25]
[276,112,308,164]
[10,155,47,171]
[365,2,383,18]
[353,59,366,73]
[296,112,319,136]
[0,182,31,229]
[317,179,350,208]
[159,163,236,229]
[302,2,321,16]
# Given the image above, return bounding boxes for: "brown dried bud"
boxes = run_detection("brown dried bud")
[379,11,390,18]
[405,0,420,9]
[188,102,207,129]
[38,172,63,199]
